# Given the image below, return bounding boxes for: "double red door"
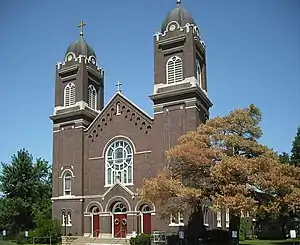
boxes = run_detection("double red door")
[114,214,127,238]
[93,215,100,237]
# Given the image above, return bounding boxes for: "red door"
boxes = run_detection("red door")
[114,214,127,238]
[93,215,100,237]
[143,213,151,234]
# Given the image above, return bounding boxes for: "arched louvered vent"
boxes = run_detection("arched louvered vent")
[88,85,97,110]
[64,83,76,107]
[166,56,183,84]
[196,60,203,89]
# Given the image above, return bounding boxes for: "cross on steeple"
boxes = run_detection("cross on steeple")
[177,0,181,5]
[78,20,86,37]
[116,81,122,93]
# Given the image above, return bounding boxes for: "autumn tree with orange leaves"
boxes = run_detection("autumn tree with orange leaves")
[138,104,300,241]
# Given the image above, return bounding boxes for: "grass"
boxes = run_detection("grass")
[0,242,16,245]
[0,241,51,245]
[240,239,300,245]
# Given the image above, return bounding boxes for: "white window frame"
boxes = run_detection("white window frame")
[62,211,72,227]
[225,209,230,228]
[105,139,134,187]
[116,102,121,115]
[169,212,184,227]
[88,85,97,110]
[217,210,222,228]
[203,207,209,227]
[196,60,203,89]
[63,172,72,196]
[166,56,183,84]
[64,83,76,107]
[241,210,250,218]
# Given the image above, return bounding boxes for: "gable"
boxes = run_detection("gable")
[85,92,154,140]
[102,181,134,200]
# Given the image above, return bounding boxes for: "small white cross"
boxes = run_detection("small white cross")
[116,81,122,93]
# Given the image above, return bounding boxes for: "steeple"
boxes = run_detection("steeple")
[51,22,105,128]
[150,1,212,133]
[65,21,96,59]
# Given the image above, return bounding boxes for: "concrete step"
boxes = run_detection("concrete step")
[70,236,130,245]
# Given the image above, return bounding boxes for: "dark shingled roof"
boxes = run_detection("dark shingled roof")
[65,36,96,58]
[161,4,196,32]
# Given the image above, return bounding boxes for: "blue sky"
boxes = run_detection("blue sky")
[0,0,299,167]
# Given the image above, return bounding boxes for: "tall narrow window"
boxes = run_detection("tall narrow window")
[61,211,72,226]
[225,209,230,228]
[88,85,97,110]
[105,139,133,186]
[62,211,66,225]
[203,206,209,226]
[64,83,76,107]
[116,102,121,115]
[166,56,183,84]
[67,211,72,226]
[217,210,222,228]
[196,60,203,89]
[63,172,72,196]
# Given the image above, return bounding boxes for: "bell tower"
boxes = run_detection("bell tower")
[150,0,213,160]
[50,22,104,234]
[52,21,104,123]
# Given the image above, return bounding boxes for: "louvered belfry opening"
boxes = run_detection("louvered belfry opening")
[166,56,183,84]
[88,85,97,110]
[64,83,76,107]
[196,60,202,89]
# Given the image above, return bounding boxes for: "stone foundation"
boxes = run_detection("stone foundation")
[61,236,80,245]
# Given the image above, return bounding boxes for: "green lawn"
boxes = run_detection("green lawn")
[0,241,49,245]
[0,241,17,245]
[240,239,300,245]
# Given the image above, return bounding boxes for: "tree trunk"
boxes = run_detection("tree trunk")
[229,215,240,245]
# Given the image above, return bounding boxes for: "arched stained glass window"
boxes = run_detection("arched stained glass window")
[105,139,133,186]
[113,202,127,213]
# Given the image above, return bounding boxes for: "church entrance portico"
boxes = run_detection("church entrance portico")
[112,201,127,238]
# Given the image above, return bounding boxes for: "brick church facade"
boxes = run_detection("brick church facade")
[50,0,229,238]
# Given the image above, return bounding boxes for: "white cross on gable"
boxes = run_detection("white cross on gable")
[116,81,122,93]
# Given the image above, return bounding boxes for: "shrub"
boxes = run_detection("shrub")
[32,218,61,244]
[130,233,152,245]
[239,218,252,241]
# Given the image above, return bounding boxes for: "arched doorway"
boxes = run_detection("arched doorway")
[90,206,100,237]
[112,202,127,238]
[140,205,152,234]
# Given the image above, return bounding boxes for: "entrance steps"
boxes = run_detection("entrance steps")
[71,236,130,245]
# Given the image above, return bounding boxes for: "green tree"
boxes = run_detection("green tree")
[291,126,300,166]
[278,152,290,164]
[0,149,52,234]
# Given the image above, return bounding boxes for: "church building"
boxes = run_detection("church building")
[50,0,228,238]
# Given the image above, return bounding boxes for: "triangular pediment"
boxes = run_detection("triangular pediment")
[85,92,153,137]
[102,181,134,200]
